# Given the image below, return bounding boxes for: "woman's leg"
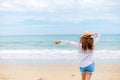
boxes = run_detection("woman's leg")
[84,72,92,80]
[81,73,85,80]
[80,62,94,80]
[84,62,94,80]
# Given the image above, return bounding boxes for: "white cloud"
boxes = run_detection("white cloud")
[0,0,119,11]
[0,0,120,23]
[0,0,50,11]
[0,15,34,24]
[79,0,105,8]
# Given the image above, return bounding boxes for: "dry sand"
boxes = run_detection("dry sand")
[0,64,120,80]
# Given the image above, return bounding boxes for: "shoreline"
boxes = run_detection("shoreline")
[0,64,120,80]
[0,59,120,65]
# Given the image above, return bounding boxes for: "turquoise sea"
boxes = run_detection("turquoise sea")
[0,34,120,64]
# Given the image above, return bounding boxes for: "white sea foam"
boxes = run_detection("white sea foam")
[0,49,120,60]
[0,49,78,60]
[94,50,120,59]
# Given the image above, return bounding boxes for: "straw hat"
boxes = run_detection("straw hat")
[82,31,94,38]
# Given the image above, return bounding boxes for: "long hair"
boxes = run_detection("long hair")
[80,36,94,51]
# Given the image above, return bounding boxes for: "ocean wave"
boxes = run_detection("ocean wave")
[0,49,120,60]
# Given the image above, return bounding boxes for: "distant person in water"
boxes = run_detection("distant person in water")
[55,31,100,80]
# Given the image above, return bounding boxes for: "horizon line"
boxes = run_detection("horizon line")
[0,33,120,36]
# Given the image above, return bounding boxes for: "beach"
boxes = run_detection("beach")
[0,64,120,80]
[0,35,120,80]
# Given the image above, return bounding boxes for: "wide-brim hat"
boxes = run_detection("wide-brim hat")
[82,31,94,38]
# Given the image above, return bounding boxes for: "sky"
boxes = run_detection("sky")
[0,0,120,35]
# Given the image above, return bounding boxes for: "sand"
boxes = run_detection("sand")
[0,64,120,80]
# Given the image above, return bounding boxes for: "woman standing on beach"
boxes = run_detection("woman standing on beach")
[55,32,100,80]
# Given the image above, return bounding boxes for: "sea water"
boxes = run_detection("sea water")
[0,34,120,64]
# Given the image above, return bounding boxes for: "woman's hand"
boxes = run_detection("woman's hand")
[55,40,61,44]
[94,33,99,37]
